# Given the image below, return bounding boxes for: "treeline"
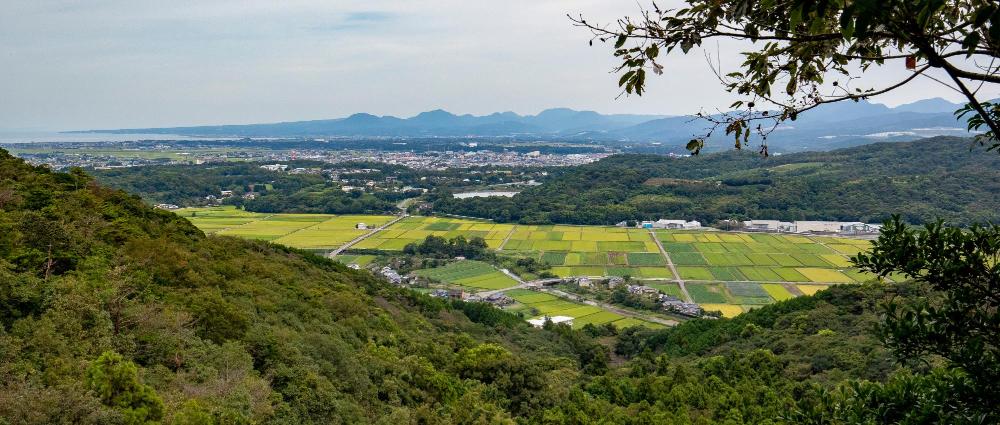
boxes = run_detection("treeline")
[433,136,1000,226]
[402,235,491,259]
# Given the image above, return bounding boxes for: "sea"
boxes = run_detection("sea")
[0,131,221,144]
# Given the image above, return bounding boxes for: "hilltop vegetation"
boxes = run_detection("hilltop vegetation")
[434,137,1000,226]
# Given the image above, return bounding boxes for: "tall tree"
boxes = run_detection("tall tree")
[574,0,1000,154]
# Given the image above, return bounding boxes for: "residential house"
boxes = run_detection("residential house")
[606,276,624,289]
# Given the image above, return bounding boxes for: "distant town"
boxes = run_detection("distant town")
[2,139,616,171]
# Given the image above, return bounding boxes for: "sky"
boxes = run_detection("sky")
[0,0,986,130]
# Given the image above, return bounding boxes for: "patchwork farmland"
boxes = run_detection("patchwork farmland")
[412,260,519,290]
[503,289,663,330]
[178,209,885,319]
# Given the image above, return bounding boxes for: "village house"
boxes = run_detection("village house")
[606,276,624,289]
[485,292,513,306]
[627,285,660,297]
[660,295,703,316]
[380,266,403,285]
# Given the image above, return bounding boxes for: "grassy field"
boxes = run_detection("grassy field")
[412,260,519,290]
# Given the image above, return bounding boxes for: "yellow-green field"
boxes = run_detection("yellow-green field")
[354,216,514,250]
[178,206,394,249]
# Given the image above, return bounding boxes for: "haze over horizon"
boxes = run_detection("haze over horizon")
[2,0,987,131]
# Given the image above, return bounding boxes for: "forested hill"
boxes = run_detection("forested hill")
[0,149,602,422]
[433,136,1000,226]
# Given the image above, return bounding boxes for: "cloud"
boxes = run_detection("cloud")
[0,0,982,130]
[309,11,394,32]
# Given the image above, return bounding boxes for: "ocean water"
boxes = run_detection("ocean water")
[0,131,222,144]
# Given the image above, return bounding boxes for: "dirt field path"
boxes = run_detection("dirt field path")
[649,230,694,303]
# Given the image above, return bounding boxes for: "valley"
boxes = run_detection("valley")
[5,0,999,422]
[178,206,883,325]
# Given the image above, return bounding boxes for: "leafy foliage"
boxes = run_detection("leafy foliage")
[85,351,164,424]
[575,0,1000,152]
[402,235,491,259]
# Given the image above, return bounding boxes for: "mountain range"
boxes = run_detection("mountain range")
[72,98,976,153]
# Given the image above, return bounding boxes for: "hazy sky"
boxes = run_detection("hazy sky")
[1,0,985,130]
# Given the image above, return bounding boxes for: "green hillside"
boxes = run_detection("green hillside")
[434,137,1000,226]
[0,150,598,423]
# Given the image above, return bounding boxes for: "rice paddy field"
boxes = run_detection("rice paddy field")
[412,260,519,290]
[177,210,886,319]
[503,289,663,329]
[353,216,514,250]
[499,225,674,279]
[177,206,395,250]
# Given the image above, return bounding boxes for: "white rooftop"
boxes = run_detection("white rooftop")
[527,315,574,328]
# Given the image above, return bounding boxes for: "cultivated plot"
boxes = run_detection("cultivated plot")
[356,216,512,251]
[503,289,662,330]
[412,260,519,290]
[178,207,395,249]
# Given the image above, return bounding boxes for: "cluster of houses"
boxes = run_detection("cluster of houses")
[739,220,881,235]
[619,217,882,236]
[379,266,404,285]
[578,277,705,318]
[429,288,466,300]
[624,283,704,317]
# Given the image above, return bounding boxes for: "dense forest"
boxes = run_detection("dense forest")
[2,149,996,423]
[92,161,401,214]
[433,137,1000,226]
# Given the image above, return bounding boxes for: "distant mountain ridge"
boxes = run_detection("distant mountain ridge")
[71,98,975,153]
[73,108,669,138]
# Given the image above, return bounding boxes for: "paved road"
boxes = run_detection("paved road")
[649,230,694,303]
[328,214,408,257]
